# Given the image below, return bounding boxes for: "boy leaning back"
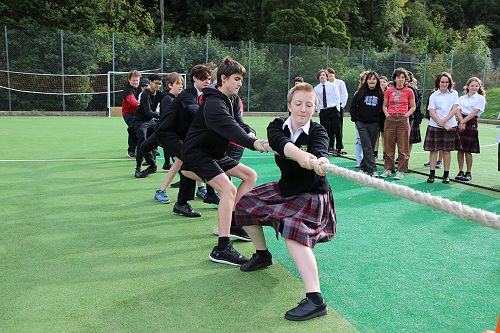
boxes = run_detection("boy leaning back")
[180,57,268,265]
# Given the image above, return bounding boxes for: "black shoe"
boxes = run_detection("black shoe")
[455,171,464,181]
[284,298,328,321]
[134,168,145,178]
[142,161,149,166]
[127,151,136,158]
[426,177,435,183]
[141,165,157,177]
[209,243,248,266]
[395,158,399,165]
[230,227,251,241]
[442,176,450,184]
[203,193,220,205]
[462,172,472,181]
[162,162,171,171]
[173,203,201,217]
[335,149,342,157]
[171,181,181,188]
[240,252,273,272]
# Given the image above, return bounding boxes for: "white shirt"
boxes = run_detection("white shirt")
[332,78,348,107]
[427,89,459,128]
[283,117,310,143]
[314,81,341,114]
[458,92,486,118]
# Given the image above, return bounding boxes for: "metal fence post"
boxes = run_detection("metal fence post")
[482,49,488,84]
[393,52,397,71]
[422,54,427,101]
[160,0,164,73]
[247,41,251,112]
[112,32,115,107]
[61,30,65,112]
[450,51,454,73]
[287,43,291,93]
[326,46,329,68]
[205,36,209,63]
[4,26,11,111]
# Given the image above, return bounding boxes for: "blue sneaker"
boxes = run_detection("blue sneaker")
[155,189,170,204]
[196,187,207,200]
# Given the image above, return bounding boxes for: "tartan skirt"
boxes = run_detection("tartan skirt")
[423,126,462,151]
[234,181,336,248]
[409,123,421,144]
[457,115,480,153]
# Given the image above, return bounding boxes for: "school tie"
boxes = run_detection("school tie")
[322,84,327,109]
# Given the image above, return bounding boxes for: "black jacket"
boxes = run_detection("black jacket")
[135,90,160,122]
[350,89,384,123]
[156,86,199,140]
[267,118,330,197]
[182,87,256,160]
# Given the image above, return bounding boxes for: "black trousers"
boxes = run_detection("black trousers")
[319,107,343,150]
[134,120,157,168]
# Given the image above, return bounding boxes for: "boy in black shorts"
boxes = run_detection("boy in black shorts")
[181,57,268,265]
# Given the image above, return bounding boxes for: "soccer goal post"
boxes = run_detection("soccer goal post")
[107,71,187,118]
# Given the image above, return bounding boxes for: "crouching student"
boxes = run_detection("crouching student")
[234,83,336,321]
[180,56,268,265]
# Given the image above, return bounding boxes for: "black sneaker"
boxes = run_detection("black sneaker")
[229,227,251,242]
[171,181,181,188]
[141,165,157,177]
[462,172,472,181]
[162,162,171,171]
[127,151,136,158]
[240,252,273,272]
[284,297,328,321]
[426,177,435,183]
[442,176,450,184]
[455,171,464,181]
[203,193,220,205]
[134,168,145,178]
[209,243,248,266]
[173,202,201,217]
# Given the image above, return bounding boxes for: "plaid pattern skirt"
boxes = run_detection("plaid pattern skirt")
[457,116,480,153]
[423,126,462,151]
[234,182,336,248]
[409,123,421,144]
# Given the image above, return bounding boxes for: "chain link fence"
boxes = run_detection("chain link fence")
[0,27,498,115]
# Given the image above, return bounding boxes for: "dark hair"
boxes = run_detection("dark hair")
[316,69,328,80]
[358,70,369,89]
[434,72,454,91]
[392,67,409,85]
[217,56,246,86]
[148,73,162,82]
[326,67,336,75]
[293,76,304,83]
[190,64,212,84]
[163,72,183,92]
[358,71,382,96]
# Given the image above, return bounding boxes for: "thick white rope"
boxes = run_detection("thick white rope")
[261,144,499,230]
[320,163,500,230]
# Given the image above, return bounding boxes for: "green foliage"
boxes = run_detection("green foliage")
[482,87,499,119]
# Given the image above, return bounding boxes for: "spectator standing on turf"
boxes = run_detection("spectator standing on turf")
[455,77,486,181]
[314,69,342,155]
[374,75,389,160]
[234,83,335,321]
[350,71,384,177]
[327,67,348,155]
[121,70,141,158]
[424,72,462,184]
[380,68,415,181]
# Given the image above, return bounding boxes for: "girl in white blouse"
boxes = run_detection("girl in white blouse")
[455,77,486,181]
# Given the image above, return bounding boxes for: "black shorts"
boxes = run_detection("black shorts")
[157,132,183,159]
[181,153,239,182]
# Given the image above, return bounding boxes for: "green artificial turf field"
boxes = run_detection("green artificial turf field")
[0,116,498,332]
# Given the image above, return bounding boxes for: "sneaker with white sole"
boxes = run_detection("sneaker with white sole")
[380,169,392,178]
[436,161,444,169]
[209,243,248,266]
[394,171,404,180]
[154,189,170,204]
[372,171,379,177]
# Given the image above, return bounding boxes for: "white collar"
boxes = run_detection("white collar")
[283,117,311,135]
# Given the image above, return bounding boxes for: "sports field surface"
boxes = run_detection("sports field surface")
[0,116,499,332]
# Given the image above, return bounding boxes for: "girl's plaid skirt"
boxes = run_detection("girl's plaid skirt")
[234,181,336,248]
[457,115,480,153]
[423,126,462,151]
[409,123,421,144]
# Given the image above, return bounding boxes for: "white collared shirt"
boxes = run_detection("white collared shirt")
[283,117,310,143]
[332,78,348,107]
[458,92,486,118]
[427,89,459,128]
[314,81,341,114]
